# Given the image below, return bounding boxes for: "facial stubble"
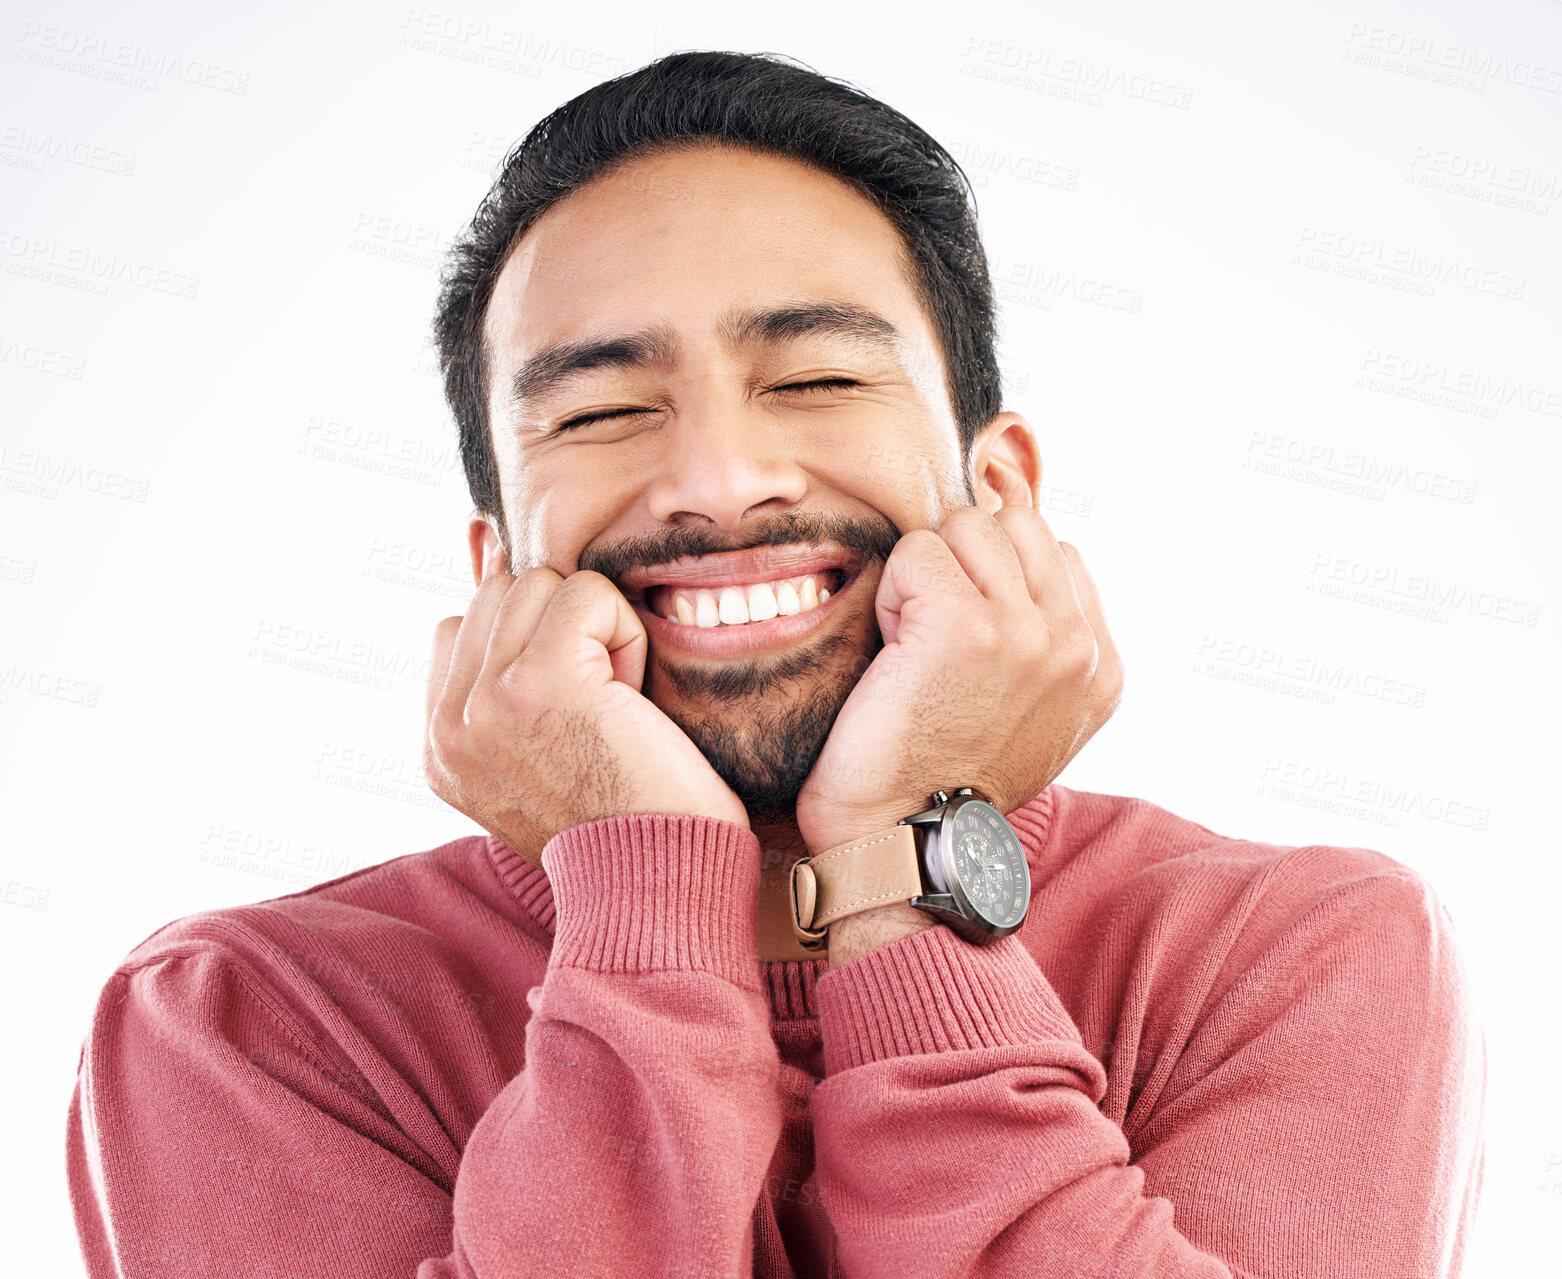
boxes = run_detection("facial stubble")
[647,605,884,825]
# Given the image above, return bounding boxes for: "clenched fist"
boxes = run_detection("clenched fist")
[424,565,750,868]
[796,504,1123,860]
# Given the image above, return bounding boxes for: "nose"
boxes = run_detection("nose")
[643,386,811,528]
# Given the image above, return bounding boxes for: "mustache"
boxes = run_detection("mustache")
[574,509,905,591]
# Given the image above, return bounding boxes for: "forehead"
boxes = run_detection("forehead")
[481,143,936,368]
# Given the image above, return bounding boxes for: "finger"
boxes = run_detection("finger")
[874,528,982,647]
[992,504,1075,609]
[999,505,1087,624]
[934,505,1030,605]
[425,615,464,728]
[440,571,515,716]
[482,567,565,683]
[523,570,649,693]
[1059,543,1124,702]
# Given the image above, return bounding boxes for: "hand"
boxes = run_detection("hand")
[794,504,1122,862]
[425,566,749,868]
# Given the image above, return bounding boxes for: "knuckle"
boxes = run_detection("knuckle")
[946,506,1006,549]
[942,504,989,529]
[998,501,1042,525]
[475,569,514,599]
[548,569,614,618]
[462,683,505,734]
[424,720,463,787]
[1100,677,1124,713]
[1052,624,1097,677]
[500,647,547,691]
[442,654,482,690]
[890,529,950,584]
[993,503,1042,540]
[428,701,461,750]
[1075,633,1102,677]
[423,747,458,804]
[964,607,1003,654]
[515,566,562,604]
[1098,651,1126,702]
[562,568,609,594]
[895,527,945,556]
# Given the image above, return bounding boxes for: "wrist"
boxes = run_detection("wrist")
[799,800,940,964]
[826,900,939,968]
[796,787,1032,959]
[801,802,920,858]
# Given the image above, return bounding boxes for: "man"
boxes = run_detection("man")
[67,50,1483,1278]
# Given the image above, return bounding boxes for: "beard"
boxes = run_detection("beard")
[649,609,885,824]
[574,506,908,823]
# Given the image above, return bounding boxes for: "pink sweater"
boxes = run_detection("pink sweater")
[66,785,1484,1277]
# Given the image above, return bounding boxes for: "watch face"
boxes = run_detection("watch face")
[944,799,1030,930]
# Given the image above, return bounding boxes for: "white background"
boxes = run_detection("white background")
[3,0,1558,1273]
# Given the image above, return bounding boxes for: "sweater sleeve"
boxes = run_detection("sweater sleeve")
[67,814,786,1279]
[807,865,1485,1278]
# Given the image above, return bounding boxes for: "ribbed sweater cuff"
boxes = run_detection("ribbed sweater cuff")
[817,924,1082,1073]
[541,814,763,987]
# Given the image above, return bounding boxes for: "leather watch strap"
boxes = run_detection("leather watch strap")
[789,823,924,949]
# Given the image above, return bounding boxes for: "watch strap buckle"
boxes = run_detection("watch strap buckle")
[789,857,828,950]
[788,824,925,949]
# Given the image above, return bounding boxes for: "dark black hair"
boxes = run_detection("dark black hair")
[434,49,1000,542]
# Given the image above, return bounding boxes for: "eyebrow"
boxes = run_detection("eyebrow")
[507,301,905,408]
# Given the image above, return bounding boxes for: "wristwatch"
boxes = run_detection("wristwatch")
[789,787,1030,950]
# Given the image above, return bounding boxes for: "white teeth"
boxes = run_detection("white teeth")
[746,581,779,621]
[717,586,749,625]
[660,571,840,625]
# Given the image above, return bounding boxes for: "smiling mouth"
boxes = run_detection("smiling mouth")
[644,568,849,627]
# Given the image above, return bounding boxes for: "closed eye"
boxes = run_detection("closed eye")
[771,377,861,396]
[552,378,862,432]
[553,405,654,432]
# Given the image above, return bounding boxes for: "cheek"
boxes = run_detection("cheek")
[513,463,634,567]
[834,435,954,531]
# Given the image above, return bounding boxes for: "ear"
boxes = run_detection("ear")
[969,412,1042,510]
[466,513,506,586]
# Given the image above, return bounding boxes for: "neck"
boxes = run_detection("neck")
[751,813,825,962]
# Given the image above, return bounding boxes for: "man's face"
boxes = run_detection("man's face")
[479,142,985,823]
